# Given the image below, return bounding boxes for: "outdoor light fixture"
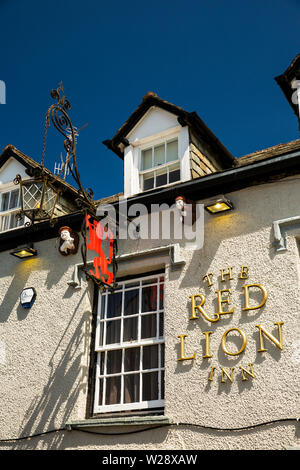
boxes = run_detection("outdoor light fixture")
[20,287,37,308]
[204,197,234,214]
[14,171,60,225]
[10,244,37,259]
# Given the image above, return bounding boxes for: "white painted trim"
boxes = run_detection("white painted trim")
[130,126,181,147]
[67,243,185,289]
[179,126,191,182]
[94,399,164,414]
[273,215,300,251]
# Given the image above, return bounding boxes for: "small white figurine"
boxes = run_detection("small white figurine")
[58,226,78,255]
[175,196,196,225]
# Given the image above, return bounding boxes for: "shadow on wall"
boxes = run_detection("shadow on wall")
[0,240,79,323]
[7,291,92,450]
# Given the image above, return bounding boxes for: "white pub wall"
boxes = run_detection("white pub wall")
[0,176,299,449]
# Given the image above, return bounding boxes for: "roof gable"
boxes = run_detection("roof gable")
[103,92,235,169]
[127,106,180,142]
[0,156,28,185]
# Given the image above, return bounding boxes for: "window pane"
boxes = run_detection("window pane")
[142,278,157,286]
[43,186,56,213]
[99,322,105,346]
[1,215,9,231]
[124,289,139,316]
[106,349,122,374]
[106,319,121,345]
[169,168,180,184]
[100,295,106,320]
[124,347,140,372]
[159,284,164,310]
[143,172,154,191]
[98,378,104,406]
[142,286,157,312]
[141,148,152,171]
[166,139,178,162]
[125,281,140,288]
[9,213,19,229]
[156,169,168,187]
[105,376,121,405]
[141,313,157,339]
[100,352,105,375]
[159,312,164,337]
[107,292,122,318]
[160,344,165,368]
[154,144,165,167]
[142,371,158,401]
[161,371,165,399]
[124,374,140,404]
[1,193,9,212]
[143,345,158,370]
[123,317,138,342]
[9,190,19,209]
[23,182,43,210]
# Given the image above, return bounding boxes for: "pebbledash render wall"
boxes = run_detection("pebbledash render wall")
[0,175,300,450]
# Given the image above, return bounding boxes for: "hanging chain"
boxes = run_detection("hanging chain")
[41,110,50,168]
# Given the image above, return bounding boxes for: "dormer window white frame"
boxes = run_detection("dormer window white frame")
[139,136,180,192]
[124,125,190,198]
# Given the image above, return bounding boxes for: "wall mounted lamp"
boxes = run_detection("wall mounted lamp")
[204,197,234,214]
[10,244,37,259]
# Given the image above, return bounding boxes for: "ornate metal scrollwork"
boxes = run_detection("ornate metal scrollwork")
[42,82,96,215]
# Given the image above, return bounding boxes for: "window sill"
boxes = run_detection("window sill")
[65,415,172,430]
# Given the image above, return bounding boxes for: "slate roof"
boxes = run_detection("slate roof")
[236,139,300,166]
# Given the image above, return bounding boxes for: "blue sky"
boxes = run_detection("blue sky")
[0,0,299,199]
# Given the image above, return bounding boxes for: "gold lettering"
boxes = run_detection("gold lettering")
[177,334,196,361]
[256,322,284,352]
[215,289,234,317]
[239,363,255,381]
[208,366,216,381]
[239,266,249,279]
[221,327,247,356]
[202,331,213,358]
[203,273,214,287]
[221,368,235,383]
[220,267,233,282]
[242,284,268,311]
[189,294,219,322]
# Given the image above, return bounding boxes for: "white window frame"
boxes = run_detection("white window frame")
[0,187,24,233]
[94,273,165,414]
[139,137,181,192]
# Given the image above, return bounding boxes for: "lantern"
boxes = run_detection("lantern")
[14,170,60,224]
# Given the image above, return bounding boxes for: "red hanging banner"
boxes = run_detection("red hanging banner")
[85,213,117,287]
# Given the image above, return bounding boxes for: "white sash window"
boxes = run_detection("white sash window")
[94,273,165,414]
[140,138,180,191]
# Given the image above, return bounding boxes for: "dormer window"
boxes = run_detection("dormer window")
[140,138,180,191]
[103,92,234,198]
